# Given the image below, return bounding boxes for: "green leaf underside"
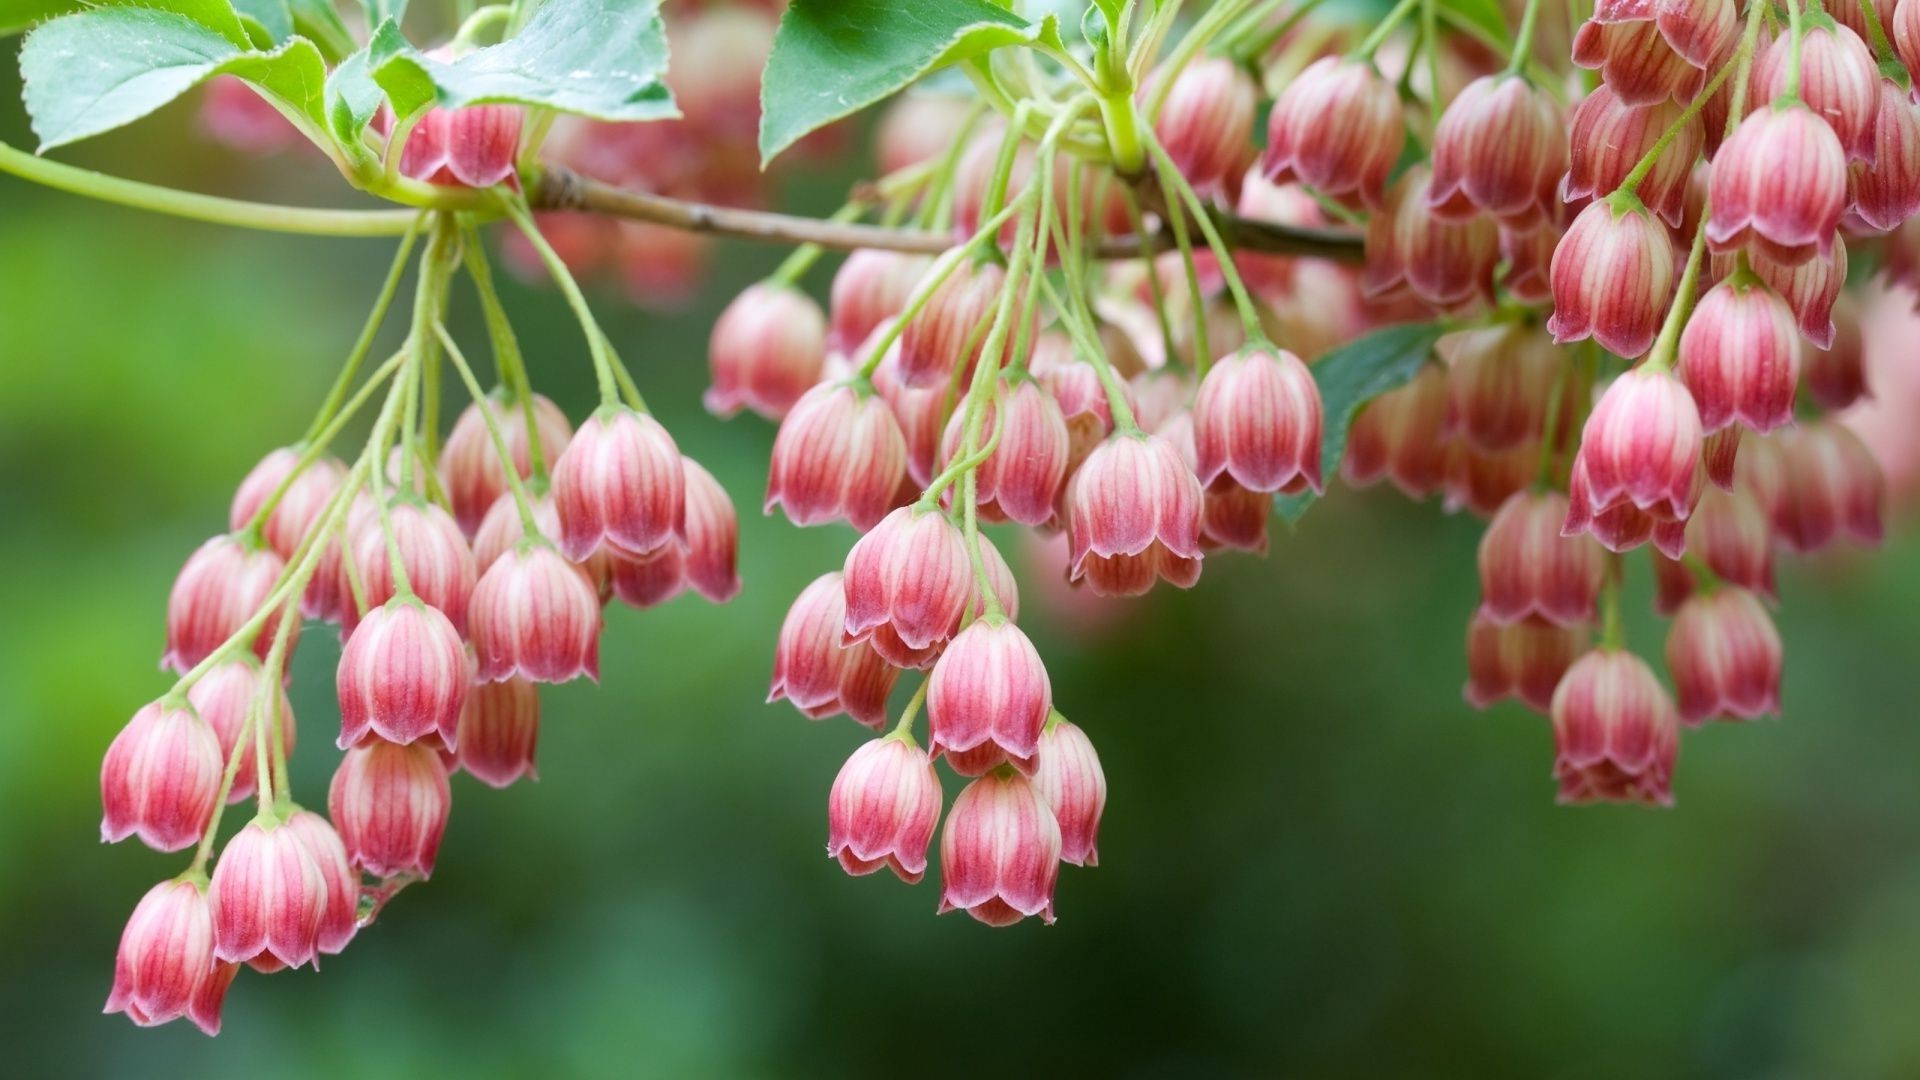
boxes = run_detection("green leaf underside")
[758,0,1051,166]
[21,7,326,152]
[231,0,294,43]
[324,46,388,149]
[5,0,253,41]
[1275,321,1448,524]
[369,0,675,123]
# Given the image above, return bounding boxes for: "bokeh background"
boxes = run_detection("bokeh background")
[6,48,1920,1080]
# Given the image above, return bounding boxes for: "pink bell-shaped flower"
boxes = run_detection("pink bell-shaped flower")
[826,736,943,884]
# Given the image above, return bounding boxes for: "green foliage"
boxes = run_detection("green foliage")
[20,5,328,152]
[1275,321,1448,523]
[356,0,409,27]
[758,0,1055,166]
[230,0,293,43]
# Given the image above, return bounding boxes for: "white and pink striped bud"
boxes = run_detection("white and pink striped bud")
[870,339,949,487]
[1441,324,1561,453]
[1042,352,1137,473]
[1802,294,1868,409]
[1747,241,1847,348]
[1444,440,1543,519]
[1479,491,1607,627]
[1551,649,1680,806]
[826,736,943,884]
[229,449,346,561]
[551,406,685,561]
[439,392,571,536]
[1703,425,1743,491]
[348,500,477,632]
[469,544,604,683]
[937,772,1062,927]
[927,619,1052,776]
[1153,57,1258,198]
[1898,0,1920,87]
[1771,421,1887,551]
[1565,366,1703,536]
[456,676,540,787]
[398,104,522,188]
[1464,613,1588,712]
[279,809,357,956]
[1067,433,1205,596]
[329,739,452,879]
[1707,104,1847,267]
[1751,21,1879,163]
[769,573,900,728]
[1565,86,1699,226]
[336,598,469,750]
[162,535,290,673]
[1192,345,1324,494]
[1428,75,1565,227]
[186,657,294,805]
[101,700,223,853]
[1342,362,1450,499]
[1677,275,1801,433]
[104,879,233,1036]
[939,377,1070,527]
[829,250,929,357]
[1548,198,1677,357]
[706,283,827,420]
[1501,223,1560,304]
[1262,56,1403,208]
[841,506,974,663]
[1572,0,1737,105]
[608,455,740,609]
[1667,587,1783,723]
[1363,166,1501,311]
[1853,79,1920,230]
[1686,484,1779,599]
[765,381,909,531]
[1031,717,1105,868]
[897,260,1005,389]
[207,816,326,971]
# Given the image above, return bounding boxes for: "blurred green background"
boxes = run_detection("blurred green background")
[6,63,1920,1080]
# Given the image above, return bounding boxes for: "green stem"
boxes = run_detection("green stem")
[1122,187,1182,369]
[460,225,549,485]
[1228,0,1325,64]
[259,589,301,815]
[454,3,513,47]
[1036,272,1140,433]
[437,323,546,539]
[1615,51,1742,197]
[854,199,1029,381]
[1421,0,1442,130]
[980,104,1036,231]
[1504,0,1543,75]
[503,199,623,409]
[1146,131,1265,347]
[1142,0,1254,118]
[188,657,259,874]
[245,350,409,546]
[1784,0,1806,102]
[889,679,930,738]
[768,202,866,289]
[300,217,425,445]
[1861,0,1900,68]
[1355,0,1421,58]
[1642,212,1710,371]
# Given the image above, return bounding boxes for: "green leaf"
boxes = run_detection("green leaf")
[231,0,293,43]
[20,6,326,152]
[1439,0,1510,47]
[324,45,387,149]
[1274,322,1448,523]
[4,0,253,41]
[759,0,1053,166]
[357,0,409,26]
[368,0,676,123]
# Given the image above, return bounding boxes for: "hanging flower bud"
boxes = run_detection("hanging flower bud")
[104,879,233,1036]
[1833,0,1895,43]
[469,545,604,683]
[1153,57,1258,199]
[1501,223,1560,304]
[897,260,1005,389]
[769,573,900,728]
[551,406,685,560]
[1479,491,1607,627]
[439,392,571,537]
[1043,352,1137,475]
[1703,426,1742,491]
[1571,0,1737,106]
[398,103,523,188]
[229,449,346,561]
[456,676,540,787]
[1751,21,1879,163]
[329,739,453,879]
[841,507,974,662]
[1441,324,1561,453]
[1707,104,1847,267]
[1342,362,1450,499]
[1444,440,1543,519]
[1261,56,1404,209]
[1747,240,1847,348]
[1191,345,1324,494]
[471,490,611,599]
[1687,484,1778,598]
[1667,588,1783,723]
[941,377,1071,527]
[336,598,470,750]
[678,456,740,604]
[1362,166,1501,311]
[765,381,909,532]
[101,700,223,853]
[1771,421,1887,551]
[1677,276,1801,433]
[1067,433,1205,596]
[937,772,1062,927]
[162,536,290,674]
[347,500,477,633]
[1548,198,1677,357]
[1428,75,1566,227]
[1550,649,1680,806]
[706,283,827,420]
[1031,717,1105,868]
[279,809,357,956]
[1734,431,1789,515]
[186,657,294,805]
[1565,366,1704,541]
[1851,80,1920,230]
[870,338,949,488]
[1898,0,1920,84]
[927,619,1052,776]
[826,736,943,884]
[1653,553,1697,616]
[1464,613,1589,712]
[207,817,326,971]
[1130,369,1193,436]
[1564,86,1699,226]
[829,250,929,357]
[1802,294,1869,410]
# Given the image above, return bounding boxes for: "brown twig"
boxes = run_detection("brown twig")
[529,164,1364,263]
